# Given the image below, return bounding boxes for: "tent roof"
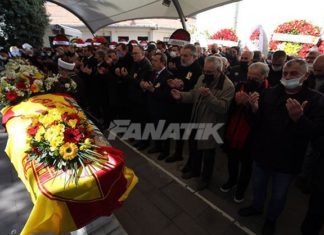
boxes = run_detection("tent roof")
[47,0,241,34]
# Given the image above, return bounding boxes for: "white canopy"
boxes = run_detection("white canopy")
[47,0,241,33]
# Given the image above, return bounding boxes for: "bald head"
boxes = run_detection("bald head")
[306,50,321,64]
[313,55,324,77]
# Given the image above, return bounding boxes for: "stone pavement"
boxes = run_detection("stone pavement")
[110,137,324,235]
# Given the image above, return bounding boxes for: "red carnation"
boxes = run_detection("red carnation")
[16,82,27,90]
[64,128,82,143]
[6,91,18,102]
[27,123,42,136]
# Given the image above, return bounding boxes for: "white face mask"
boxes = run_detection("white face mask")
[280,75,304,90]
[169,51,177,58]
[272,65,282,72]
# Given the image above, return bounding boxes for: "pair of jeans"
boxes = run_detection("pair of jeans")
[252,162,295,221]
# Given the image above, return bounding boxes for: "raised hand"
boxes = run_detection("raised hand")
[171,89,182,100]
[235,91,249,105]
[286,98,308,122]
[248,92,260,112]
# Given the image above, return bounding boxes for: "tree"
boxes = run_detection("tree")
[0,0,49,48]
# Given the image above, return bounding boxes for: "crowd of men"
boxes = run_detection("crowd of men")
[1,37,324,235]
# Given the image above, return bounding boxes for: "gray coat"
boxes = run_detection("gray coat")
[181,74,235,149]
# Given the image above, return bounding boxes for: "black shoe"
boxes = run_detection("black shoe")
[165,155,183,163]
[195,180,209,191]
[132,141,141,148]
[262,219,276,235]
[181,164,191,173]
[233,191,245,203]
[147,147,161,154]
[220,181,236,193]
[137,142,149,151]
[158,153,168,161]
[181,171,199,180]
[238,206,262,217]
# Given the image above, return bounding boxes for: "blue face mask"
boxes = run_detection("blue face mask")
[280,75,304,89]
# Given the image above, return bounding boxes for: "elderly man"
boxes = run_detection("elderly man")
[239,59,324,235]
[305,49,321,71]
[306,54,324,93]
[171,56,235,190]
[222,62,269,203]
[166,44,202,162]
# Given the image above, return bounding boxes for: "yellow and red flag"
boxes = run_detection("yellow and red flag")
[2,94,137,235]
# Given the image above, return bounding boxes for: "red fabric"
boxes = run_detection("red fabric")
[66,146,128,228]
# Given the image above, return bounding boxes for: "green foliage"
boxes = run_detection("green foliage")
[0,0,49,48]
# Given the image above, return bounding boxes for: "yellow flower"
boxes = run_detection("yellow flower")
[49,135,64,151]
[68,119,78,128]
[78,111,86,120]
[45,124,65,142]
[34,72,44,80]
[35,126,45,141]
[59,143,78,160]
[39,115,56,127]
[31,83,40,93]
[86,124,94,133]
[80,138,92,150]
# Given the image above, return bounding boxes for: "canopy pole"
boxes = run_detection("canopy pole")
[172,0,187,30]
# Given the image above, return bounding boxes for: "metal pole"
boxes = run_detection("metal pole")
[172,0,187,30]
[233,2,239,32]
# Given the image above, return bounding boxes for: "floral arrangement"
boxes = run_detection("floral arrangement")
[44,74,77,94]
[269,20,323,57]
[250,28,260,41]
[210,28,238,42]
[0,58,76,108]
[25,106,106,185]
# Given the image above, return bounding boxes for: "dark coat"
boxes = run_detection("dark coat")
[251,85,324,174]
[147,68,174,121]
[229,65,248,86]
[170,60,202,122]
[267,65,283,87]
[127,57,153,105]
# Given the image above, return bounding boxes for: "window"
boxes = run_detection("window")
[118,36,129,42]
[138,36,148,41]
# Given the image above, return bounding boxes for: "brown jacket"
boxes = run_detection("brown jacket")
[181,74,235,149]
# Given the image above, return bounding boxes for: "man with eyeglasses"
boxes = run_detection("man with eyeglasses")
[171,56,234,190]
[239,59,324,235]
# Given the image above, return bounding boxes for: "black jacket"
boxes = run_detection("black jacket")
[251,85,324,174]
[170,60,202,122]
[147,68,174,121]
[267,65,283,87]
[229,65,248,86]
[127,57,152,105]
